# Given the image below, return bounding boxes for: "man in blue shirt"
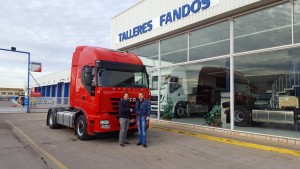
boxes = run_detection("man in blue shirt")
[135,92,151,148]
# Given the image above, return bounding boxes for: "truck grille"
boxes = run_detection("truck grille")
[109,98,136,114]
[151,96,158,101]
[151,95,161,106]
[109,98,137,126]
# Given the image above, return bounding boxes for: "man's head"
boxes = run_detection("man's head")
[123,92,129,100]
[138,93,144,100]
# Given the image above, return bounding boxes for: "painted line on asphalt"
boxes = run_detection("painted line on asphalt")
[6,120,68,169]
[151,126,300,157]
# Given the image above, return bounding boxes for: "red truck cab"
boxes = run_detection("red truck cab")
[47,46,150,140]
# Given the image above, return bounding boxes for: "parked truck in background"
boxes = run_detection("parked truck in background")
[46,46,150,140]
[223,73,300,127]
[150,66,250,118]
[150,64,300,127]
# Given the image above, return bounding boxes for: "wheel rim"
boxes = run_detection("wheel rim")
[77,120,84,136]
[177,107,185,116]
[234,110,244,122]
[49,113,53,126]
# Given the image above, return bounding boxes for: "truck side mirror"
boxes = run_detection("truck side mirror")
[83,66,93,86]
[84,73,92,85]
[84,66,92,74]
[146,73,149,88]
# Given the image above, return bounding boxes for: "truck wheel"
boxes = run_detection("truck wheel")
[234,106,249,127]
[174,103,186,118]
[48,110,61,129]
[76,115,90,140]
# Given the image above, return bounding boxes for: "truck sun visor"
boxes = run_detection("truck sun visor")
[96,60,145,72]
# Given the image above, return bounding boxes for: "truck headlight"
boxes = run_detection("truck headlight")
[100,120,109,125]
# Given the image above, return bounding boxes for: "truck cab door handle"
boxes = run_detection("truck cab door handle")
[82,96,86,100]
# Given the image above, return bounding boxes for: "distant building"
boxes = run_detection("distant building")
[0,88,25,100]
[29,69,70,105]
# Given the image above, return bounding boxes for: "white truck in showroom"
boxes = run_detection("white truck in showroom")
[150,66,300,127]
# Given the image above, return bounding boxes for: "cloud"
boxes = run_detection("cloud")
[0,0,139,88]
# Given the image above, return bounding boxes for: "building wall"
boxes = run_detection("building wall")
[29,69,71,106]
[0,88,25,98]
[30,69,70,88]
[111,0,300,139]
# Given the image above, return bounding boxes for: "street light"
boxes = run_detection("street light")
[11,47,16,51]
[0,47,30,113]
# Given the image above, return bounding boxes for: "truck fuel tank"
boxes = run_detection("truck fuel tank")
[252,110,294,125]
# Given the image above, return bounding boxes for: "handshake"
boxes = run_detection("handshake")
[130,108,133,113]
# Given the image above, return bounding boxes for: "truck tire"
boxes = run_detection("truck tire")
[76,115,90,140]
[234,106,249,127]
[48,110,61,129]
[174,103,186,118]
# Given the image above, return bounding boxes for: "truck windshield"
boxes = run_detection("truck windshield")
[150,75,170,90]
[151,76,158,90]
[99,70,148,88]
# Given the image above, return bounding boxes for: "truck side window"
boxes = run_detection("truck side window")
[81,65,95,96]
[169,76,182,93]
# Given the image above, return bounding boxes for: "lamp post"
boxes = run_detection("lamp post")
[0,47,30,113]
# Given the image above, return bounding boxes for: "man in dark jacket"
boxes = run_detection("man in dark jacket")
[119,92,133,147]
[135,92,151,148]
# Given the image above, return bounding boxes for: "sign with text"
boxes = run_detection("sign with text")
[117,0,220,43]
[30,61,42,72]
[30,97,56,108]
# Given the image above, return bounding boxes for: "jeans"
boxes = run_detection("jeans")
[119,118,130,144]
[137,117,147,145]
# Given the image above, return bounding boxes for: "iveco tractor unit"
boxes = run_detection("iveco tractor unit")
[46,46,150,140]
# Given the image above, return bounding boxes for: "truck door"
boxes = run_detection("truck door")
[80,66,96,111]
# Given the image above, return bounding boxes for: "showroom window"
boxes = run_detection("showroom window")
[233,47,300,138]
[189,21,230,61]
[148,68,159,117]
[161,33,188,65]
[130,42,159,68]
[151,58,231,128]
[234,2,292,53]
[295,0,300,43]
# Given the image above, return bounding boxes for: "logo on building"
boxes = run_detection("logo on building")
[117,0,219,43]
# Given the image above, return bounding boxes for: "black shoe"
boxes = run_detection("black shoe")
[143,144,147,148]
[124,141,130,144]
[137,143,142,146]
[120,144,125,147]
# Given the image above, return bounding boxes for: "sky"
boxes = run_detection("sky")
[0,0,139,88]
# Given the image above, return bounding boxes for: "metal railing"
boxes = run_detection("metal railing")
[270,72,300,109]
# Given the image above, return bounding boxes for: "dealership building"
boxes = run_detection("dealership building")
[30,0,300,140]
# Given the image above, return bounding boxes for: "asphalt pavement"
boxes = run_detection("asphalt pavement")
[0,113,300,169]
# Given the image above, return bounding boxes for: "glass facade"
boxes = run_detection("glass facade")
[189,21,230,61]
[128,1,300,138]
[234,3,292,53]
[156,59,231,127]
[130,42,159,68]
[295,0,300,43]
[234,47,300,138]
[161,34,188,65]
